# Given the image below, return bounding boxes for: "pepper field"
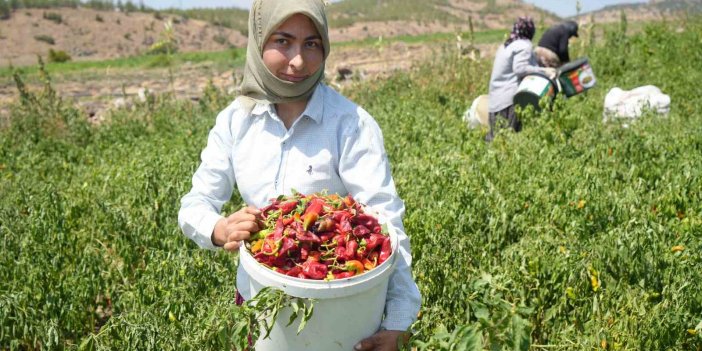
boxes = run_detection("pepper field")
[1,16,701,350]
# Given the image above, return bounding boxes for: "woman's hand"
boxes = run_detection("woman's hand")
[354,330,410,351]
[211,206,262,251]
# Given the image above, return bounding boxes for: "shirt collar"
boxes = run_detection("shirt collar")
[249,84,324,124]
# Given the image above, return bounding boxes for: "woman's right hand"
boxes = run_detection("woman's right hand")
[211,206,262,251]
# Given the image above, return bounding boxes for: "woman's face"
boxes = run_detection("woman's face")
[262,14,324,83]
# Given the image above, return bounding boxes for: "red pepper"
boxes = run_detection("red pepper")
[342,194,355,208]
[302,198,325,231]
[332,271,354,279]
[278,200,298,215]
[299,245,309,261]
[352,214,379,231]
[356,245,367,259]
[335,246,346,261]
[339,216,353,235]
[318,232,334,243]
[307,251,321,262]
[332,234,346,247]
[345,239,359,260]
[277,237,296,257]
[317,217,335,232]
[295,230,321,244]
[352,225,370,238]
[362,253,378,270]
[302,260,327,280]
[345,260,365,275]
[378,237,392,264]
[285,265,303,277]
[365,233,386,250]
[332,210,352,224]
[261,238,280,256]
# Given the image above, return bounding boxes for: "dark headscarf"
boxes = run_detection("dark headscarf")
[504,17,535,47]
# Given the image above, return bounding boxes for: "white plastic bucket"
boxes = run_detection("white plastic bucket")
[513,73,557,111]
[239,221,399,351]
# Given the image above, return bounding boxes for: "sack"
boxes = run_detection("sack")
[603,85,670,122]
[462,94,489,129]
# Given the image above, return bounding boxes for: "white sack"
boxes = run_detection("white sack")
[463,94,489,129]
[603,85,671,123]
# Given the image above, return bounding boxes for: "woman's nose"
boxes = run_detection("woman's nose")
[288,46,305,71]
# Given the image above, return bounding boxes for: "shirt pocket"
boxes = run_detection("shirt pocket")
[286,148,341,196]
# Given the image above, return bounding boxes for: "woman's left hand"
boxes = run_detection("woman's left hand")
[354,330,410,351]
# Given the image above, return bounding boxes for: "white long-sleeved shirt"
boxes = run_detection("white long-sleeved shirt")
[488,39,546,112]
[178,83,421,331]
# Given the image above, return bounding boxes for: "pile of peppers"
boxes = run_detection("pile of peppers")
[246,192,392,280]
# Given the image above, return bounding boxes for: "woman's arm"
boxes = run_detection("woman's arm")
[178,105,238,250]
[512,41,543,78]
[338,111,421,332]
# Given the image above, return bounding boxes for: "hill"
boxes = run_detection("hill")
[577,0,702,23]
[176,0,562,42]
[326,0,561,41]
[0,7,246,66]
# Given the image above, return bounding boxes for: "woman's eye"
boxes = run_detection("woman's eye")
[306,41,321,49]
[275,38,288,45]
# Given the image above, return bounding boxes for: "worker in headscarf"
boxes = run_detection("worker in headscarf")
[535,20,579,68]
[178,0,421,349]
[486,17,556,142]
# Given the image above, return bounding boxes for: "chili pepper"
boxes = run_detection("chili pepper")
[318,232,334,243]
[339,216,353,235]
[285,265,303,277]
[277,237,296,257]
[362,253,378,270]
[250,239,264,253]
[332,210,352,224]
[356,245,367,259]
[345,239,359,260]
[352,214,379,230]
[345,260,365,275]
[335,246,347,261]
[332,271,354,279]
[365,233,386,250]
[302,260,327,280]
[249,227,273,242]
[259,201,279,218]
[278,200,298,215]
[317,217,335,232]
[307,251,321,262]
[378,237,392,264]
[295,230,321,244]
[302,198,325,231]
[342,194,355,208]
[299,245,309,261]
[261,238,280,256]
[332,233,346,247]
[352,225,370,238]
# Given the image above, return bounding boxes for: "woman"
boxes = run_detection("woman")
[486,17,556,142]
[177,0,421,350]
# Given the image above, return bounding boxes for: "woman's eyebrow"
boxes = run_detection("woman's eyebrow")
[271,31,321,41]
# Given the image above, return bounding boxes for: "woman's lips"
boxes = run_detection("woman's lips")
[280,73,308,82]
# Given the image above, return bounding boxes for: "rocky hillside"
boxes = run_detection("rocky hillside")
[576,0,702,23]
[0,7,246,66]
[326,0,561,42]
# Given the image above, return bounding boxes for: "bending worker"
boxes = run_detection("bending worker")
[486,17,555,142]
[535,20,579,68]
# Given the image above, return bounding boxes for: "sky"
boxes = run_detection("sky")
[140,0,649,18]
